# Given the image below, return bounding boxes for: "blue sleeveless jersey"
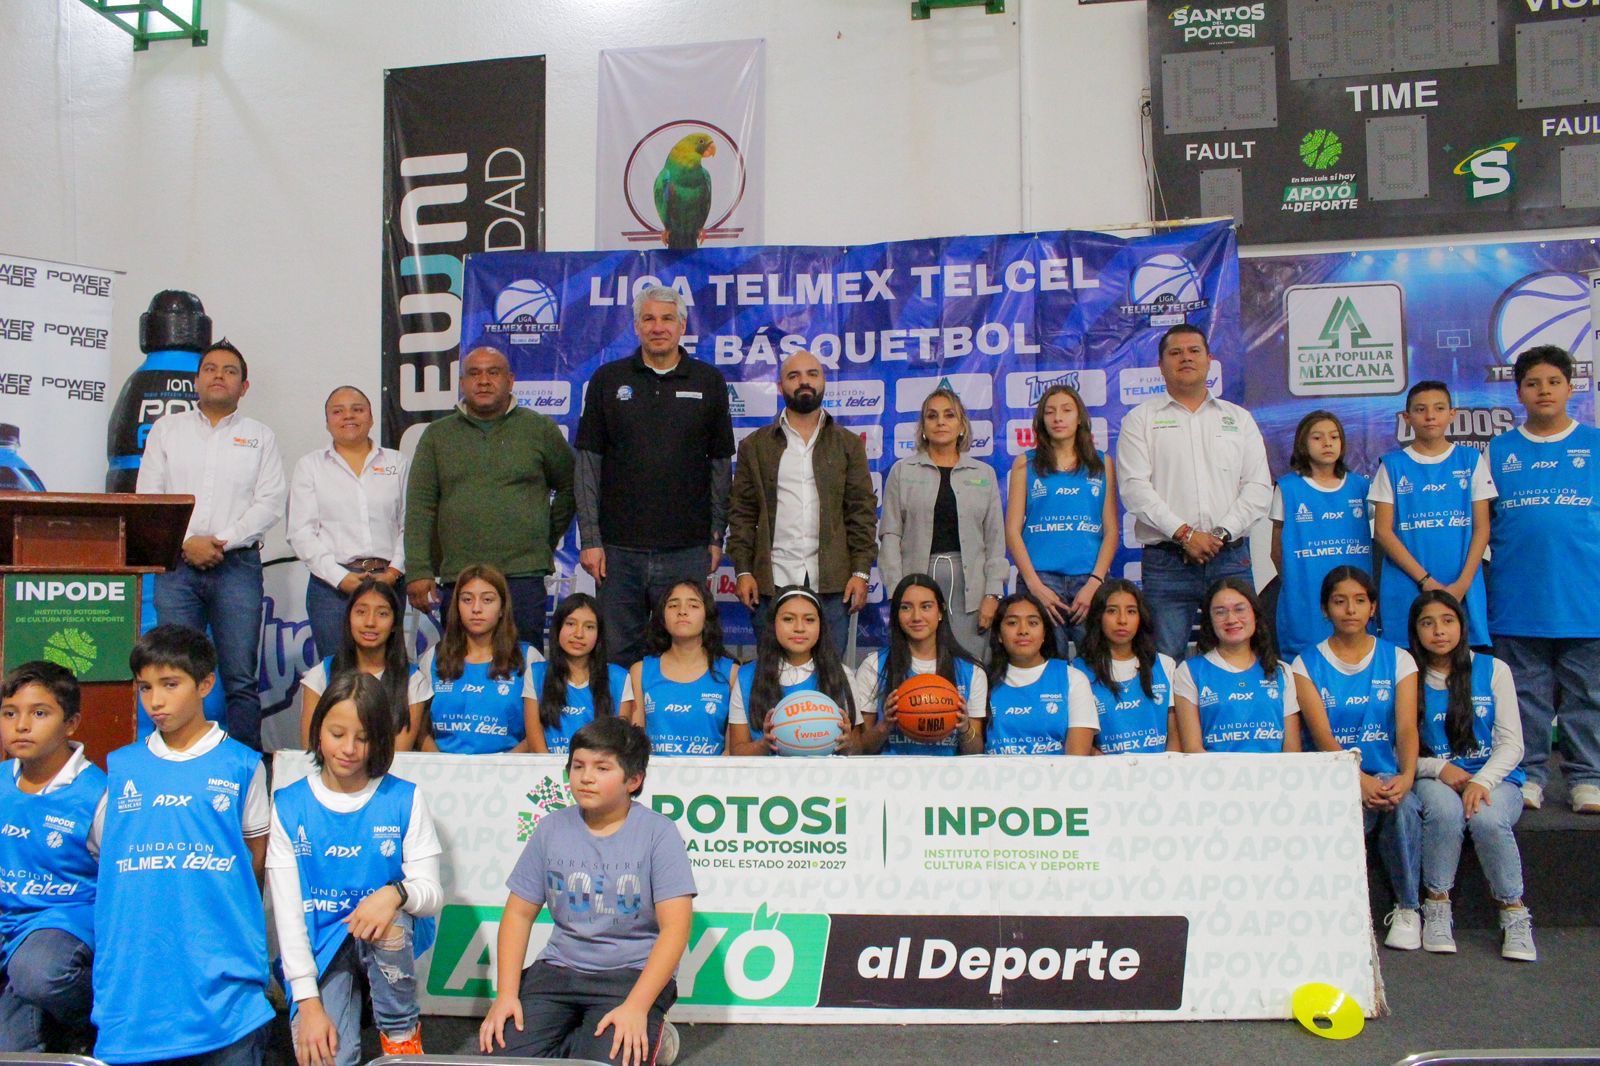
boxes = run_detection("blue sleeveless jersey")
[427,643,531,754]
[0,761,105,968]
[1420,653,1525,787]
[1275,473,1373,658]
[735,664,822,733]
[1186,656,1288,753]
[1019,450,1106,575]
[986,659,1079,755]
[1377,448,1487,645]
[93,738,273,1063]
[1301,640,1401,776]
[1488,425,1600,638]
[273,774,412,981]
[1077,656,1172,755]
[881,657,976,757]
[640,656,735,755]
[530,662,630,753]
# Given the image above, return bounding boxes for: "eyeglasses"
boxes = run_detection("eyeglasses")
[1209,604,1252,620]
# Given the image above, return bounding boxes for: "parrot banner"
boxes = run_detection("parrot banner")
[460,221,1240,646]
[595,39,765,252]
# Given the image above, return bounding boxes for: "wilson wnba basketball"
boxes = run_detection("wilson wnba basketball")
[767,691,849,756]
[894,674,963,741]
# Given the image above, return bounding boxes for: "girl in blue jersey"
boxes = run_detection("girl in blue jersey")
[729,586,859,755]
[1270,411,1373,659]
[528,594,634,755]
[983,592,1097,755]
[1408,591,1536,961]
[1371,381,1495,646]
[1291,566,1424,950]
[1174,578,1301,753]
[856,574,987,755]
[298,578,429,752]
[627,580,736,756]
[270,672,444,1065]
[1075,579,1177,754]
[1004,384,1119,655]
[417,565,541,754]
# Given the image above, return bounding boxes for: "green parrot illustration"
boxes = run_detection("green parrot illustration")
[653,132,716,250]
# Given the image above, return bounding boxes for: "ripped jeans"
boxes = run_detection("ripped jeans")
[296,913,418,1066]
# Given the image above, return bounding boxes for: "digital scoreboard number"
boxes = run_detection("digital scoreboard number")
[1149,0,1600,244]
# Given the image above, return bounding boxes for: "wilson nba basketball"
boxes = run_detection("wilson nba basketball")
[894,673,963,741]
[767,691,849,756]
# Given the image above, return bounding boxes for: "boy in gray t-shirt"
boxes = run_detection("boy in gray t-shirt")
[479,717,695,1065]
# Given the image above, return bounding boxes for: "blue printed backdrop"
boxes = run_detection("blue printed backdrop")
[462,221,1240,644]
[1241,238,1598,479]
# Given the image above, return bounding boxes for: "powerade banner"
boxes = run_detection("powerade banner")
[382,56,546,455]
[1240,235,1599,477]
[272,750,1378,1022]
[1149,0,1600,244]
[461,222,1240,642]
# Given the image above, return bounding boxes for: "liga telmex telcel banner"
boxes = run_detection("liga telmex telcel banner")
[460,222,1240,642]
[272,751,1379,1023]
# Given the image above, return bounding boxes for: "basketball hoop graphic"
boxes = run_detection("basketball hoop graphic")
[619,119,748,246]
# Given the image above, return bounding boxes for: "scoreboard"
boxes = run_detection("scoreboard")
[1148,0,1600,244]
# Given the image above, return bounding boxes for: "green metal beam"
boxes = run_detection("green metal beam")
[912,0,1004,19]
[76,0,207,50]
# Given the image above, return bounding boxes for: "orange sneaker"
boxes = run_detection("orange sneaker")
[379,1025,423,1055]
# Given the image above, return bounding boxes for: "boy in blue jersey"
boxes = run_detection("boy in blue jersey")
[0,662,106,1052]
[480,717,695,1066]
[1487,345,1600,814]
[93,625,274,1066]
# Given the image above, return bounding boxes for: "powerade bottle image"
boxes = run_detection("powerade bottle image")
[105,289,212,492]
[0,423,45,491]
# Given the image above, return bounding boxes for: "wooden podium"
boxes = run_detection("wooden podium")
[0,492,193,766]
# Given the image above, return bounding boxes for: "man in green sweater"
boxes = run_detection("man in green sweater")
[404,345,575,646]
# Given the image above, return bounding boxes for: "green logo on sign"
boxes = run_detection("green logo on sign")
[1299,129,1343,169]
[43,627,98,673]
[516,775,572,841]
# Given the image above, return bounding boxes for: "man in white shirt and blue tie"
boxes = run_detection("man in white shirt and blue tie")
[136,340,287,750]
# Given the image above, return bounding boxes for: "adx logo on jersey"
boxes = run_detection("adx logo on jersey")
[485,278,562,346]
[1455,138,1518,202]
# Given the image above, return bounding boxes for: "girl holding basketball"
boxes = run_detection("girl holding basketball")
[729,586,859,755]
[1407,590,1536,961]
[627,580,737,756]
[417,564,541,754]
[527,593,635,754]
[1173,578,1302,754]
[983,591,1098,755]
[1074,578,1178,754]
[297,577,429,751]
[1291,566,1424,949]
[855,574,987,755]
[1004,384,1118,656]
[1270,410,1373,659]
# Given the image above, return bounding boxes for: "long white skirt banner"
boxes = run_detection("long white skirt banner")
[272,751,1381,1024]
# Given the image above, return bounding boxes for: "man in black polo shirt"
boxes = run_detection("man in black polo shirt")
[576,284,735,666]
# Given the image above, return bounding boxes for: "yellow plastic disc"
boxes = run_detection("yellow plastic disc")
[1291,981,1364,1040]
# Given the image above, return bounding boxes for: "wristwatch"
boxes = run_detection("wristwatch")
[1208,527,1234,545]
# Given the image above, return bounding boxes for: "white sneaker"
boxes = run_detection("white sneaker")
[1521,781,1544,810]
[1421,898,1456,953]
[655,1019,680,1066]
[1383,905,1422,950]
[1570,783,1600,814]
[1499,906,1537,962]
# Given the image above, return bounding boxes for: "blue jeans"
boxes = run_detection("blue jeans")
[598,545,712,667]
[753,591,851,659]
[1364,782,1422,910]
[497,960,675,1062]
[304,915,419,1066]
[1494,634,1600,789]
[1416,778,1525,902]
[441,575,547,653]
[304,574,349,664]
[0,928,92,1051]
[1140,540,1253,661]
[153,548,264,750]
[1035,571,1092,658]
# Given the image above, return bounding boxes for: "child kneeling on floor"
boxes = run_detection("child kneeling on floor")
[480,716,694,1065]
